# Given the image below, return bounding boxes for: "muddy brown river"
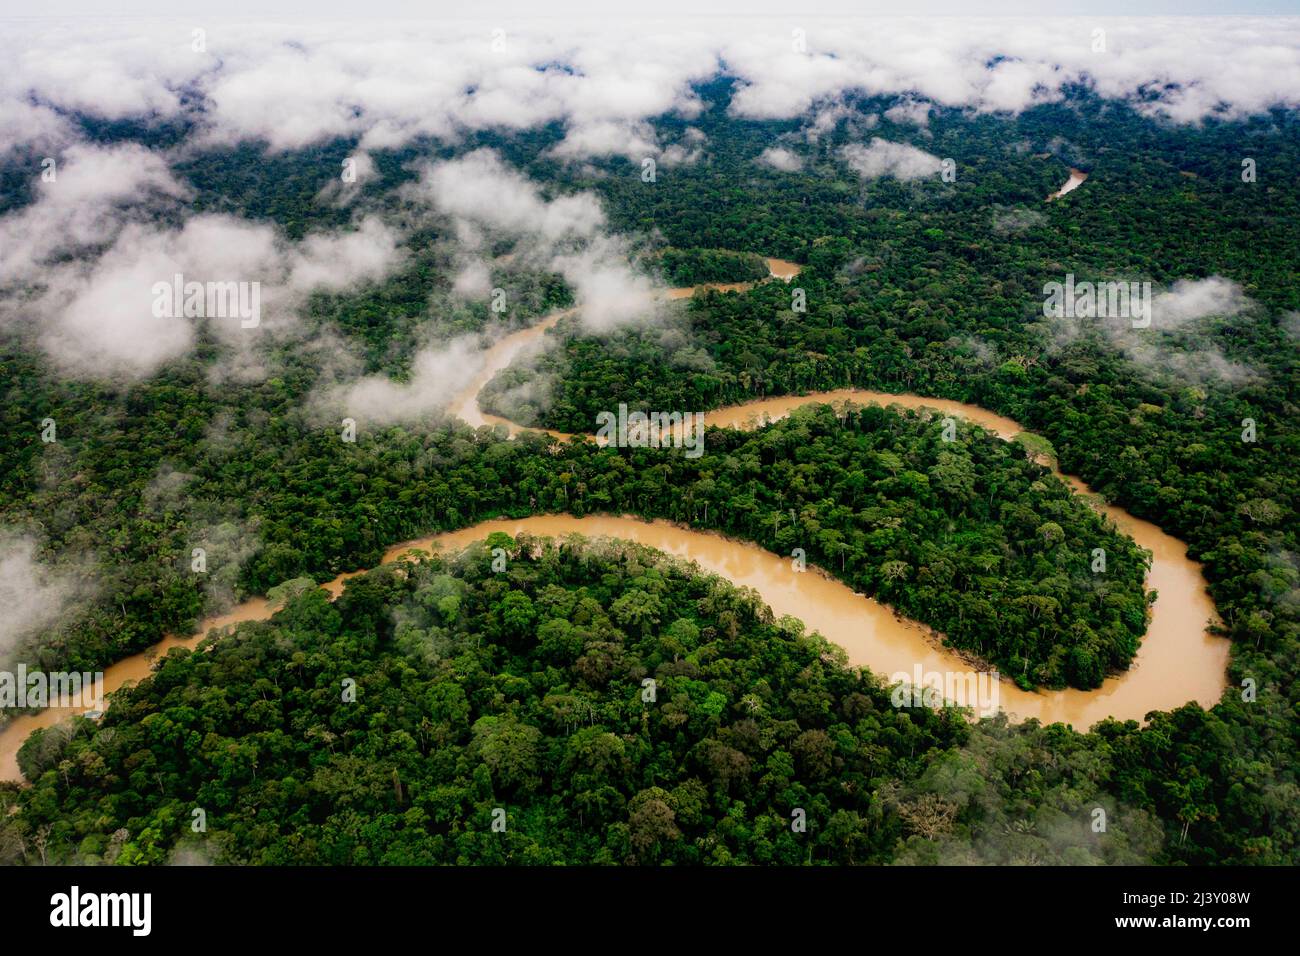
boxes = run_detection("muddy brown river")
[1048,168,1089,201]
[0,259,1228,781]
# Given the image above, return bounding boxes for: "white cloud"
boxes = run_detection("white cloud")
[287,215,403,293]
[841,139,944,180]
[3,17,1297,163]
[549,120,662,164]
[41,228,204,379]
[5,27,197,121]
[551,238,658,334]
[12,212,404,380]
[3,17,1296,387]
[1151,277,1248,329]
[417,149,605,241]
[724,18,1300,124]
[1047,276,1256,385]
[315,142,662,420]
[803,101,877,142]
[414,149,656,334]
[757,146,804,172]
[317,151,378,206]
[452,259,493,299]
[884,98,932,127]
[0,531,92,662]
[325,336,484,425]
[0,142,190,285]
[0,99,73,159]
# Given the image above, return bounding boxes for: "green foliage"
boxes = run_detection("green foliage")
[7,541,973,865]
[1,85,1297,865]
[653,247,770,286]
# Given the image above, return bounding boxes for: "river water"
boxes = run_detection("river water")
[0,258,1228,781]
[1048,168,1089,201]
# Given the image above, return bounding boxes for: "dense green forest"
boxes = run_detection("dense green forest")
[1,82,1297,865]
[0,365,1151,692]
[652,247,771,286]
[2,538,1167,865]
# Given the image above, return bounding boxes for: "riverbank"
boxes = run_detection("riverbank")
[0,256,1229,782]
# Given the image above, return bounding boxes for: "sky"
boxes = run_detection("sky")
[5,1,1300,16]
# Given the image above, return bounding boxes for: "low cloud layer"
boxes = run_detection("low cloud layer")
[410,149,657,333]
[1048,276,1256,385]
[3,200,404,380]
[324,337,484,426]
[2,17,1294,397]
[757,146,804,172]
[884,98,932,128]
[420,149,604,242]
[0,531,93,663]
[314,147,662,427]
[841,139,944,181]
[992,206,1048,235]
[2,18,1298,163]
[0,143,191,287]
[1151,276,1249,329]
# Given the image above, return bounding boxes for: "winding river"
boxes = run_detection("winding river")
[0,259,1228,782]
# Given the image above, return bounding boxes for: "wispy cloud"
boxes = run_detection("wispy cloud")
[3,207,404,381]
[0,531,96,664]
[1047,276,1258,385]
[409,149,657,333]
[841,139,944,181]
[756,146,804,172]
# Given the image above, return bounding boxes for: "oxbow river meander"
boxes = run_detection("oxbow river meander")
[0,259,1228,781]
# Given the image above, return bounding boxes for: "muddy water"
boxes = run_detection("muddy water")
[416,377,1223,733]
[450,258,800,436]
[1048,168,1089,201]
[663,257,801,299]
[0,575,384,783]
[0,486,1223,783]
[0,257,1230,782]
[765,258,802,280]
[0,598,257,781]
[702,389,1024,436]
[681,389,1227,727]
[384,512,1225,729]
[450,309,575,436]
